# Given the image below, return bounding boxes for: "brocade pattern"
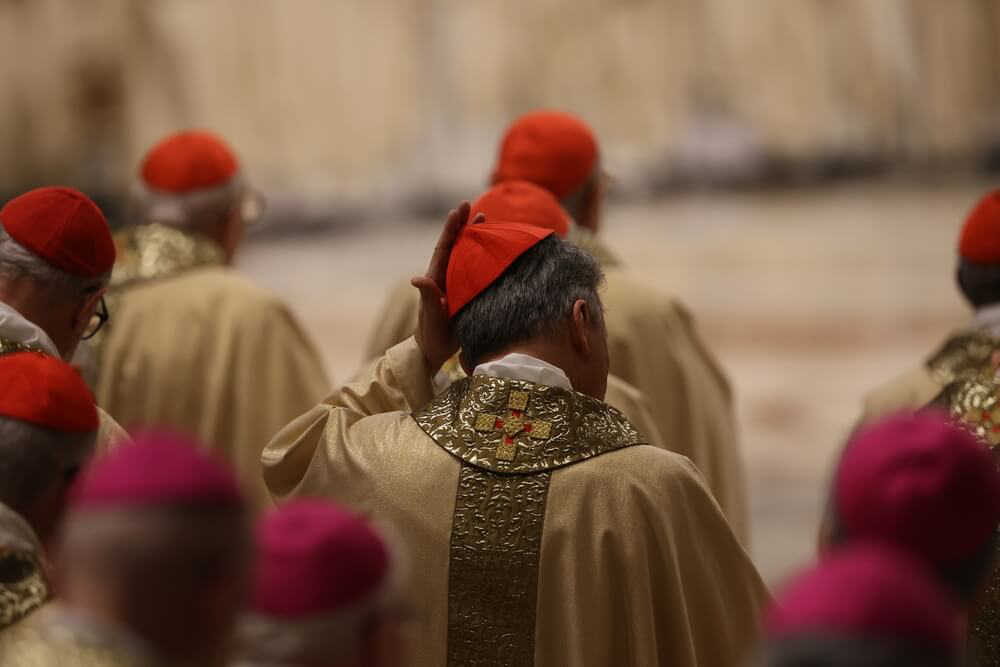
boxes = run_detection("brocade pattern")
[0,336,38,357]
[413,375,643,666]
[925,331,1000,386]
[0,550,48,630]
[415,375,645,474]
[108,223,224,292]
[932,372,1000,666]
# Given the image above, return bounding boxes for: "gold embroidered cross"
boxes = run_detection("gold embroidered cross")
[474,389,552,462]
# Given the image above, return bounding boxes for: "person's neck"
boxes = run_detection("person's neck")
[0,288,65,357]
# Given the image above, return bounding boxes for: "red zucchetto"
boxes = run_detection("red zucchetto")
[959,189,1000,264]
[140,130,239,193]
[765,545,958,648]
[471,181,571,238]
[491,110,599,199]
[834,411,1000,565]
[0,186,115,277]
[0,352,98,433]
[71,432,244,510]
[251,498,392,618]
[446,222,554,317]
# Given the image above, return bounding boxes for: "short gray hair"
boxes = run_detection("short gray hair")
[0,416,95,512]
[129,178,242,235]
[0,228,109,300]
[454,235,604,366]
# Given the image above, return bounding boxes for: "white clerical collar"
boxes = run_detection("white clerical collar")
[473,353,572,391]
[0,300,60,357]
[974,303,1000,336]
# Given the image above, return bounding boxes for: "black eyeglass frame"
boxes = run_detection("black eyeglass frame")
[82,296,108,340]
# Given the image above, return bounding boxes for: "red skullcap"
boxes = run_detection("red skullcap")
[0,352,97,433]
[959,189,1000,264]
[492,110,599,199]
[445,221,554,317]
[252,499,391,618]
[71,432,244,510]
[834,411,1000,565]
[0,186,115,277]
[140,130,239,193]
[766,545,958,648]
[471,181,571,238]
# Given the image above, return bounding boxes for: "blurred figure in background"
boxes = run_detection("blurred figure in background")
[756,545,960,667]
[363,110,747,540]
[0,434,252,666]
[0,186,129,450]
[0,352,98,630]
[94,131,331,512]
[236,499,409,667]
[819,411,1000,665]
[265,204,767,666]
[862,189,1000,421]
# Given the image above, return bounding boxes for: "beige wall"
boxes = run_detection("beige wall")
[0,0,998,203]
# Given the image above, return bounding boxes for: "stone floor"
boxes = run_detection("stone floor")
[237,180,991,586]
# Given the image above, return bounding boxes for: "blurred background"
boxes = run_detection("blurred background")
[3,0,999,582]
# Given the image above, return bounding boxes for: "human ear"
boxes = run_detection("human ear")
[568,299,591,357]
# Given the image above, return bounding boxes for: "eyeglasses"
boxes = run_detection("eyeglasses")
[82,296,108,340]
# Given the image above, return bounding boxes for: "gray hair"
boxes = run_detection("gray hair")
[454,235,604,366]
[0,228,109,300]
[0,416,95,513]
[129,178,242,235]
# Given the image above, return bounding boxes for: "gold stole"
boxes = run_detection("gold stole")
[413,375,645,666]
[925,330,1000,387]
[88,223,223,356]
[933,372,1000,665]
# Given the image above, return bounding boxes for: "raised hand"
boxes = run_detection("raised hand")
[412,202,483,371]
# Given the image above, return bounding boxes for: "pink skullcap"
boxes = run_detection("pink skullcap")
[71,431,244,510]
[252,498,391,618]
[834,411,1000,565]
[766,545,959,648]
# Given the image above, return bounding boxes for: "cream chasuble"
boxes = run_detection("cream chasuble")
[0,604,164,666]
[0,503,48,631]
[0,304,129,454]
[94,224,331,513]
[360,234,747,542]
[263,338,768,667]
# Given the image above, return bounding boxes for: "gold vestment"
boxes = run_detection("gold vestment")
[0,503,48,631]
[94,225,331,512]
[932,370,1000,666]
[263,338,768,666]
[360,234,747,541]
[862,330,1000,423]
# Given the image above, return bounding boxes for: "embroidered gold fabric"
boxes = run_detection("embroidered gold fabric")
[0,549,48,630]
[108,223,224,293]
[932,371,1000,666]
[566,227,621,269]
[415,375,645,474]
[89,223,223,355]
[925,331,1000,386]
[0,336,38,357]
[413,376,643,666]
